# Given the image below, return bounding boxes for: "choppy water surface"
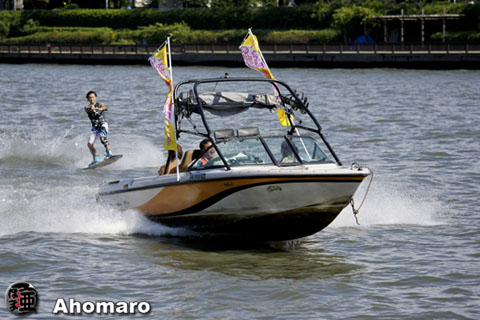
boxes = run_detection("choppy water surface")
[0,64,479,319]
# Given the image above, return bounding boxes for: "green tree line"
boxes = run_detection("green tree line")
[1,1,479,45]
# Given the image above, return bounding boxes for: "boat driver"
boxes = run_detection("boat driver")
[198,139,216,166]
[280,140,298,163]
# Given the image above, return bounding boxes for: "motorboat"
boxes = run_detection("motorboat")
[97,77,371,241]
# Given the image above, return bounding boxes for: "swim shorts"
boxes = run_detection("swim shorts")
[88,123,109,145]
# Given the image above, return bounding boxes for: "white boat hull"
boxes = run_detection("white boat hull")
[98,165,369,240]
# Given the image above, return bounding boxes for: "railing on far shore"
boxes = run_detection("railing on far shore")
[1,42,480,55]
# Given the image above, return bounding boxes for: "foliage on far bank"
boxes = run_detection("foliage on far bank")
[332,5,379,41]
[0,10,20,39]
[3,22,342,45]
[431,30,480,41]
[16,6,322,30]
[422,1,469,14]
[1,2,480,45]
[5,28,118,44]
[262,29,341,43]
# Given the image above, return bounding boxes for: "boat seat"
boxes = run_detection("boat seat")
[238,127,260,137]
[166,160,181,174]
[214,129,235,142]
[179,149,201,172]
[159,158,181,175]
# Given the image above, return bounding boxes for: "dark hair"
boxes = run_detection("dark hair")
[281,141,291,157]
[86,91,97,99]
[281,140,298,157]
[199,139,211,151]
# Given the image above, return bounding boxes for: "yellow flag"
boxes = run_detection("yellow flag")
[149,40,177,151]
[239,33,274,80]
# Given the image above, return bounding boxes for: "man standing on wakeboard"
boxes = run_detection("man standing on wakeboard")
[84,91,114,167]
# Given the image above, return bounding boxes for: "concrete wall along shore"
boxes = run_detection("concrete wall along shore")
[1,43,480,69]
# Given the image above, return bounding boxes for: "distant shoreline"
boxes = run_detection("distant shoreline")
[1,43,480,69]
[2,52,480,69]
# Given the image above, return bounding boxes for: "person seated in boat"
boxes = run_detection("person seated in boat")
[280,141,298,163]
[197,139,216,166]
[158,144,183,175]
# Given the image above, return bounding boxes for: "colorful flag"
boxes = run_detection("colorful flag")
[239,31,274,80]
[149,39,177,151]
[239,29,291,126]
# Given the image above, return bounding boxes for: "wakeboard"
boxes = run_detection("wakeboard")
[82,155,123,170]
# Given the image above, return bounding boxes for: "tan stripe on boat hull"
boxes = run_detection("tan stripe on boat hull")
[137,176,365,216]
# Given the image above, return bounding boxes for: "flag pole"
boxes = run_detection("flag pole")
[167,37,173,87]
[167,37,180,181]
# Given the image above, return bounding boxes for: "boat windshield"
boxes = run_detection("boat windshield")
[263,136,331,164]
[190,135,331,170]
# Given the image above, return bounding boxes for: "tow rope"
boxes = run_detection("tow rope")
[349,163,374,225]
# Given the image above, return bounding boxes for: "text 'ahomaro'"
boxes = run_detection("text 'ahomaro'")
[52,298,151,315]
